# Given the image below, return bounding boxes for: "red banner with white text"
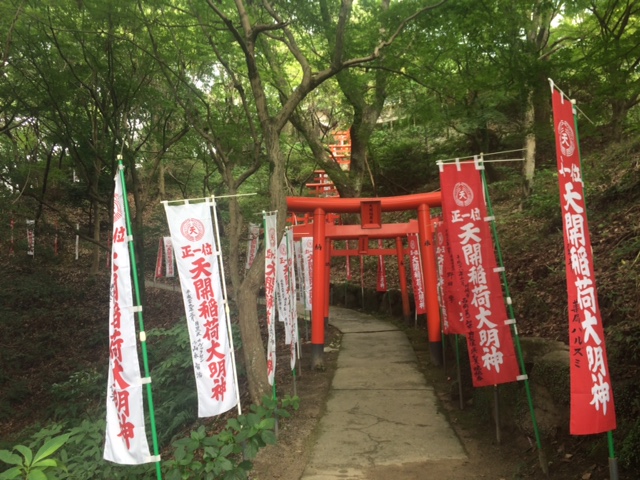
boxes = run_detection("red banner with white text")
[551,86,616,435]
[155,238,164,279]
[440,161,520,387]
[435,219,467,335]
[408,233,426,315]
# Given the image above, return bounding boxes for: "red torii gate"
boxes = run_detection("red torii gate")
[287,192,442,368]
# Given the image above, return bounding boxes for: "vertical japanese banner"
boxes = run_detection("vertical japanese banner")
[436,220,466,335]
[245,223,260,270]
[376,239,387,292]
[164,201,238,417]
[163,236,175,277]
[552,87,616,435]
[301,236,313,311]
[294,240,304,303]
[104,174,151,465]
[408,233,426,315]
[263,213,278,386]
[54,221,59,256]
[276,235,292,346]
[346,241,352,281]
[286,229,299,369]
[154,238,164,279]
[75,223,80,260]
[10,218,15,255]
[439,161,520,387]
[26,220,35,256]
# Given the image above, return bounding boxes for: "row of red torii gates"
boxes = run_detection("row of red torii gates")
[287,192,443,369]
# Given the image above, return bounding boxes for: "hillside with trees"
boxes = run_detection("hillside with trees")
[1,1,639,478]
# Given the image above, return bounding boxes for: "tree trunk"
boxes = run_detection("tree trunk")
[523,90,536,198]
[236,251,270,404]
[90,162,101,275]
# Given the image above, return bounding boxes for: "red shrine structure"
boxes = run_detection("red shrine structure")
[287,193,443,369]
[288,129,443,368]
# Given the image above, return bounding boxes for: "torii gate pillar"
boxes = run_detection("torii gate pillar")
[418,203,443,365]
[311,208,326,369]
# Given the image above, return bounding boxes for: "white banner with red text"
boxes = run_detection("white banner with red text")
[551,86,616,435]
[104,174,151,465]
[263,213,278,385]
[164,200,238,417]
[163,236,175,277]
[26,220,35,256]
[301,236,313,310]
[408,233,426,315]
[285,229,299,370]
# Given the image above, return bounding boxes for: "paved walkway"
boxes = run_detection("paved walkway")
[301,306,467,479]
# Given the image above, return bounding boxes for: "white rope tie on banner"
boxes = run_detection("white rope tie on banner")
[145,455,161,462]
[493,266,505,273]
[506,296,513,305]
[139,332,147,342]
[455,157,461,171]
[548,78,595,125]
[126,235,134,242]
[504,319,516,325]
[161,192,257,205]
[260,209,278,216]
[437,160,444,173]
[140,377,152,385]
[517,374,529,381]
[130,305,143,313]
[473,155,484,170]
[484,216,495,222]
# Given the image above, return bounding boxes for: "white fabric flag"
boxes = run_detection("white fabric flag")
[164,201,238,417]
[163,236,175,277]
[245,223,260,270]
[104,174,151,465]
[294,240,303,302]
[263,213,278,385]
[276,236,292,346]
[286,229,299,370]
[26,220,35,256]
[301,237,313,311]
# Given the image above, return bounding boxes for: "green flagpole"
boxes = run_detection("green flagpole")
[571,108,618,480]
[117,159,162,480]
[479,156,546,474]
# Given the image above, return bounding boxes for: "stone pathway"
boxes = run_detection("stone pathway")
[301,306,467,479]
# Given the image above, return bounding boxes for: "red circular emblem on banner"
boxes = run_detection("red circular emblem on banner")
[181,218,205,242]
[557,120,576,157]
[113,194,123,222]
[453,182,473,207]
